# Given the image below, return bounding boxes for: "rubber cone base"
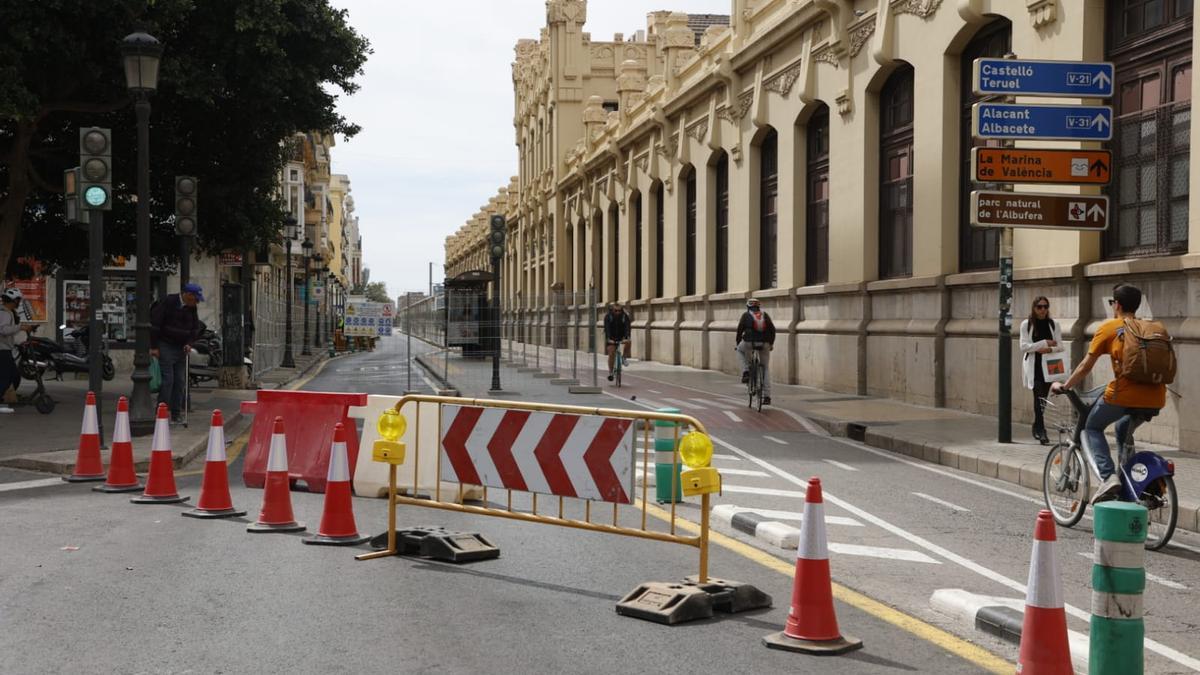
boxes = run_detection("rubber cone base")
[247,520,306,533]
[92,482,144,494]
[182,507,247,519]
[762,631,863,655]
[63,474,106,483]
[303,532,370,546]
[130,494,190,505]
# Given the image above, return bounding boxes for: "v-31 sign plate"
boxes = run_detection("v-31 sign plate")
[970,191,1109,231]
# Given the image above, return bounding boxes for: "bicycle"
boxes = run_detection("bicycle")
[743,341,767,413]
[607,339,628,388]
[1041,386,1178,550]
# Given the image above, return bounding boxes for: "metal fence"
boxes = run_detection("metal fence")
[251,266,307,380]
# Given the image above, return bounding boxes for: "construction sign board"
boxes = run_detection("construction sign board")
[972,148,1111,185]
[345,301,392,337]
[970,191,1109,231]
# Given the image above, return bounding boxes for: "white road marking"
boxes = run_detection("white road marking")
[1077,552,1189,590]
[822,459,858,472]
[0,478,66,493]
[912,492,971,513]
[648,390,662,394]
[828,543,941,565]
[778,407,828,436]
[662,397,701,410]
[712,453,742,462]
[763,435,788,445]
[712,468,770,478]
[722,484,807,498]
[723,410,742,423]
[714,504,864,527]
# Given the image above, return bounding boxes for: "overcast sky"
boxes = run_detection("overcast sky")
[327,1,729,298]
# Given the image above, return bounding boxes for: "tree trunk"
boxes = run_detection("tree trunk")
[0,120,36,277]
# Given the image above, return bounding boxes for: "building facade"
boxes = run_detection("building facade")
[445,0,1200,451]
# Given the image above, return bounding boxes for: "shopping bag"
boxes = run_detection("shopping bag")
[149,357,162,393]
[1041,352,1071,383]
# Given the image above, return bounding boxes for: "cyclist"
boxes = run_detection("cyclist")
[736,298,776,405]
[1,288,35,414]
[1050,284,1166,503]
[604,302,631,382]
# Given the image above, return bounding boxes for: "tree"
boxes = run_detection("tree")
[1,0,370,277]
[364,281,390,304]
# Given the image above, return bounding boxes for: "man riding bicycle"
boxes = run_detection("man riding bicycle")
[736,298,776,406]
[604,302,631,382]
[1050,284,1167,504]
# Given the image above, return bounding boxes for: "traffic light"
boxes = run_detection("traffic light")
[175,176,198,236]
[62,167,83,223]
[489,214,505,259]
[79,127,112,211]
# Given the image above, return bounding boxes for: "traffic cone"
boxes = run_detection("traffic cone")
[763,476,862,655]
[64,391,105,482]
[303,423,368,545]
[1017,510,1072,674]
[93,397,142,493]
[247,417,306,533]
[130,403,189,504]
[182,410,246,519]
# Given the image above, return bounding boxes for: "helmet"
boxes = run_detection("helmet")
[2,287,22,303]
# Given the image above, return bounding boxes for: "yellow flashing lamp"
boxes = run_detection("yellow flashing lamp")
[679,431,720,497]
[372,408,407,465]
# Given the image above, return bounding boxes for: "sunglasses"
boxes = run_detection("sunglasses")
[1035,304,1049,309]
[1107,299,1116,306]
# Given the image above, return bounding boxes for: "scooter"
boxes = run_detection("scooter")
[10,338,57,414]
[188,324,223,386]
[24,324,115,381]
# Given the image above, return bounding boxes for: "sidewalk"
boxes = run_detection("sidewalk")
[0,353,330,476]
[424,342,1200,537]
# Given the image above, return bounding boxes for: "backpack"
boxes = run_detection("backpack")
[1118,318,1176,385]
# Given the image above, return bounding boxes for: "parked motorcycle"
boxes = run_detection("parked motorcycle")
[12,337,57,414]
[23,324,115,381]
[188,323,223,386]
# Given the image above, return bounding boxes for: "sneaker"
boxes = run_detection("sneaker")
[607,373,614,382]
[0,405,14,414]
[741,371,749,384]
[622,356,629,367]
[170,414,184,425]
[763,397,771,406]
[1092,474,1122,504]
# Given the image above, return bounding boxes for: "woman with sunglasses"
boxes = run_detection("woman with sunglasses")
[1020,296,1063,444]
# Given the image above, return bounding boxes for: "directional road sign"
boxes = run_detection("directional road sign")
[972,148,1111,185]
[973,103,1112,141]
[973,58,1114,97]
[970,191,1109,230]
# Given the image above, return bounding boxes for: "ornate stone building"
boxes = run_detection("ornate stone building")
[445,0,1200,451]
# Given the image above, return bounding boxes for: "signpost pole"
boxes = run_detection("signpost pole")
[998,227,1013,443]
[406,293,413,393]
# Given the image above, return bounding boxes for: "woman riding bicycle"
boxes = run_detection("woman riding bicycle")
[1050,284,1166,504]
[736,298,776,406]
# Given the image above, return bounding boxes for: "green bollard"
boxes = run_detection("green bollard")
[654,408,683,504]
[1090,501,1147,675]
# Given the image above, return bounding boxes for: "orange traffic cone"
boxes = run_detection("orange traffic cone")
[130,403,189,504]
[303,423,368,545]
[247,417,306,533]
[763,476,862,655]
[183,410,246,519]
[64,391,105,482]
[93,396,142,493]
[1017,510,1072,674]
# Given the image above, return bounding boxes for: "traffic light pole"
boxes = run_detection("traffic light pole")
[489,255,502,394]
[87,210,105,445]
[179,235,191,286]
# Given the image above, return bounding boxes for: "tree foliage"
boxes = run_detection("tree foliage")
[0,0,370,278]
[363,281,390,304]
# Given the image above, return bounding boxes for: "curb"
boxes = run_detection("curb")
[413,353,459,396]
[712,504,802,550]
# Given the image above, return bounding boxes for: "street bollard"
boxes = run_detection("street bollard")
[654,408,683,504]
[1090,501,1147,675]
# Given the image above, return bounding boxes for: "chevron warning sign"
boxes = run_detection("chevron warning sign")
[440,405,636,504]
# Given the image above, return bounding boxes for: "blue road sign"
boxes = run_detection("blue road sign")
[972,103,1112,141]
[973,58,1114,97]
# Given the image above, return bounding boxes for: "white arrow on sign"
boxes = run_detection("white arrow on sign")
[1087,204,1106,221]
[1090,113,1110,131]
[1093,71,1111,89]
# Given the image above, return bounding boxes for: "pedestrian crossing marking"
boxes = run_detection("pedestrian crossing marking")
[828,543,941,564]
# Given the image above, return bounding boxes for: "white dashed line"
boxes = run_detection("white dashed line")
[723,410,742,423]
[763,435,788,445]
[911,492,971,513]
[822,459,858,472]
[828,543,941,564]
[0,478,66,493]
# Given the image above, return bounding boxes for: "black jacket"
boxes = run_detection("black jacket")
[150,294,200,349]
[603,311,632,341]
[736,310,776,345]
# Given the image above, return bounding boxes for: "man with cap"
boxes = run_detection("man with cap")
[151,282,203,423]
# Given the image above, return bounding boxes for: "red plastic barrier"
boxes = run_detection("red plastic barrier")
[241,390,368,493]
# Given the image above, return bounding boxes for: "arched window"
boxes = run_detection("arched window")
[806,104,831,285]
[714,152,730,293]
[1107,0,1192,257]
[684,166,697,295]
[633,192,643,299]
[879,65,914,279]
[759,129,779,289]
[654,181,665,298]
[959,20,1011,271]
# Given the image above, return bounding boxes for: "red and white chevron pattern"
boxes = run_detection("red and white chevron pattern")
[440,405,635,504]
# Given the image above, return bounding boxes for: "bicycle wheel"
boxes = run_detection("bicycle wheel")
[1143,475,1178,551]
[1043,442,1089,527]
[615,358,622,388]
[756,362,765,412]
[747,358,757,408]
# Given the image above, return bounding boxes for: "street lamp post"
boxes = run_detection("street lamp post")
[281,216,298,368]
[121,32,163,435]
[313,257,325,349]
[301,238,313,356]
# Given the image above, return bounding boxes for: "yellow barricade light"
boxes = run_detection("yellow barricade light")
[679,431,720,497]
[373,409,407,465]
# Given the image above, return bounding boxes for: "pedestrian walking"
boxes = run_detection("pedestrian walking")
[1020,296,1064,444]
[151,283,203,424]
[0,288,35,414]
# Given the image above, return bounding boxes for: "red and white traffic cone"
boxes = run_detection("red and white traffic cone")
[182,410,246,519]
[1017,510,1072,674]
[93,396,142,493]
[303,422,368,545]
[130,403,189,504]
[763,476,862,655]
[247,417,306,533]
[64,391,105,482]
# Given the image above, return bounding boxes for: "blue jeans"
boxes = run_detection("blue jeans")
[157,342,187,417]
[1082,399,1137,480]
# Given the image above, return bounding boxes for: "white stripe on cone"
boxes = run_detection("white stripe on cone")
[151,415,172,452]
[327,441,350,482]
[81,403,99,435]
[206,423,226,462]
[266,433,290,472]
[1026,539,1064,609]
[798,499,829,561]
[114,410,131,444]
